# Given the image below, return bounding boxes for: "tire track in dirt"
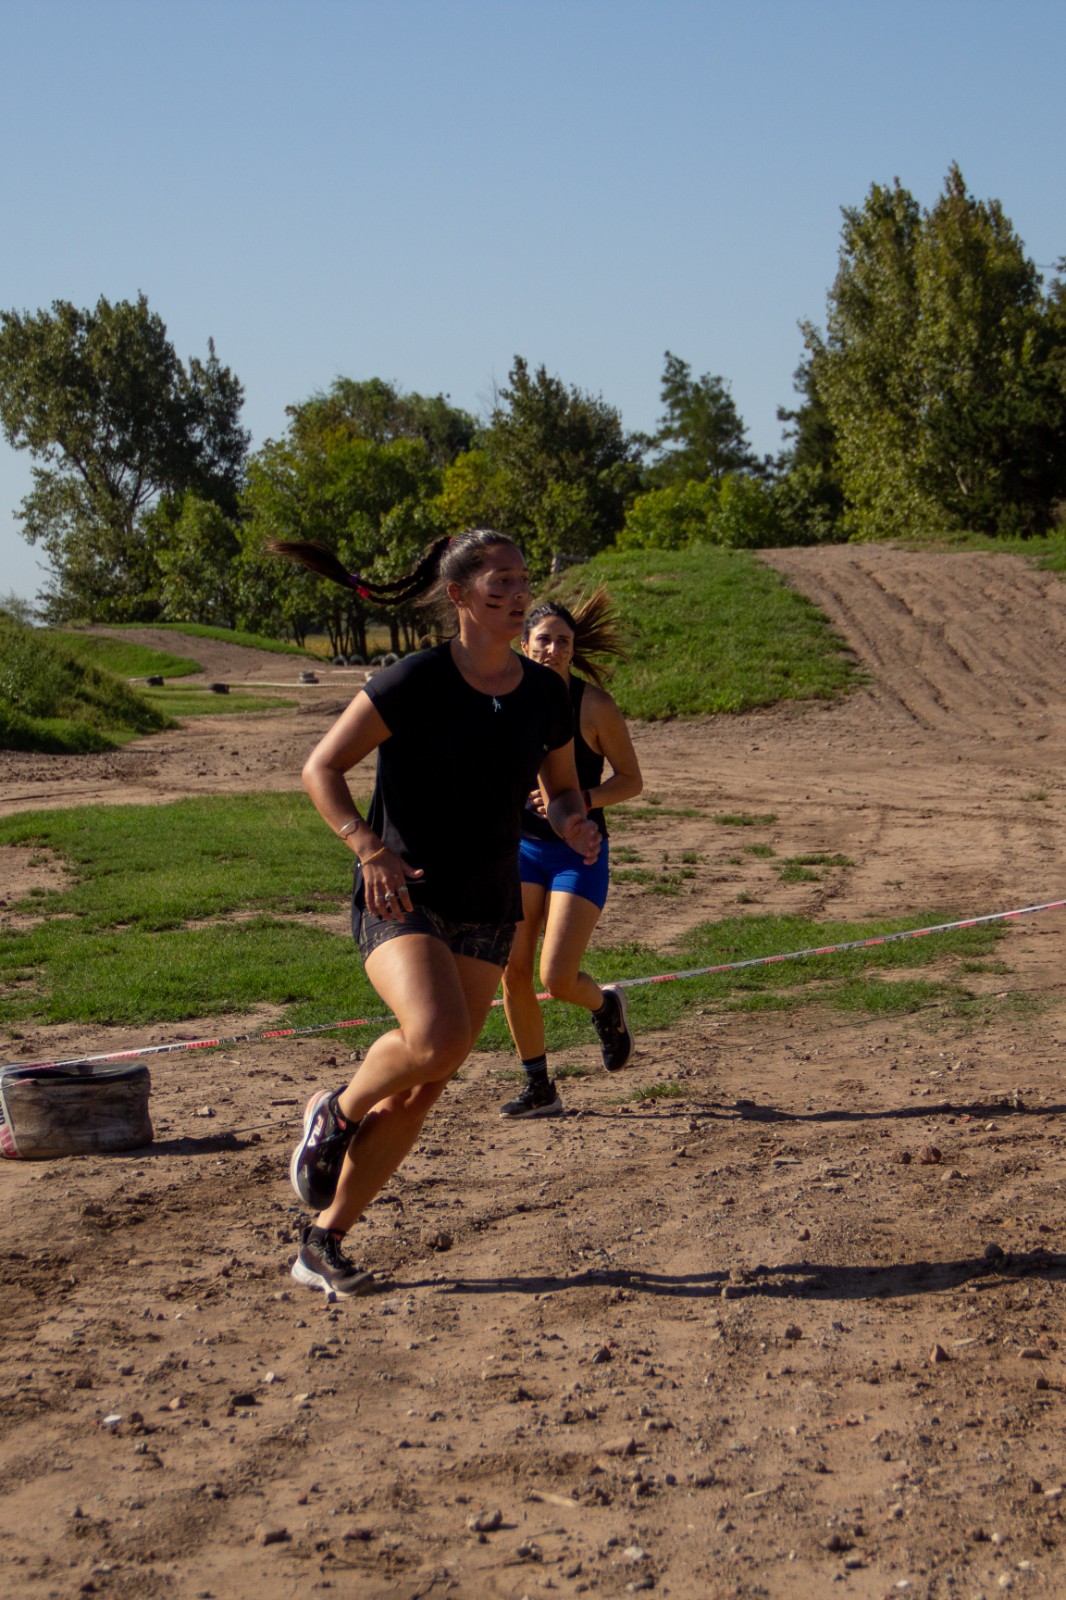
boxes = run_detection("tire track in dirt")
[763,546,1066,739]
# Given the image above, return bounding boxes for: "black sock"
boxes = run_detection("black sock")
[522,1053,549,1087]
[328,1091,352,1130]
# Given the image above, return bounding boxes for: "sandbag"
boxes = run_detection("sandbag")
[0,1061,153,1160]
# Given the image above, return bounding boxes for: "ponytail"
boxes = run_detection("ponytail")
[269,529,519,620]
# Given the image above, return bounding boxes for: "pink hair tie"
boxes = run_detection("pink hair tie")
[349,574,372,599]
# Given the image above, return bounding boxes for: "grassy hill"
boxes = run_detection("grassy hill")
[0,614,174,753]
[541,546,858,718]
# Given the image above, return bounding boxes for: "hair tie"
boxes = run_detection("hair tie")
[349,574,372,599]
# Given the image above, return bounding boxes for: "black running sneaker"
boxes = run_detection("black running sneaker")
[499,1079,564,1119]
[291,1224,374,1297]
[592,984,633,1071]
[290,1089,358,1210]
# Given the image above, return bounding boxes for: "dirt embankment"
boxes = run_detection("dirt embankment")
[1,547,1065,1600]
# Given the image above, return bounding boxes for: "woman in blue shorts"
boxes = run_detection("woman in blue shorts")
[500,590,643,1118]
[273,531,601,1295]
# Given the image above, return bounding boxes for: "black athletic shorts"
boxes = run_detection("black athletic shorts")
[352,901,516,969]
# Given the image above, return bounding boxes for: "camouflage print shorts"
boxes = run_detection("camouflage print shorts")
[351,900,516,969]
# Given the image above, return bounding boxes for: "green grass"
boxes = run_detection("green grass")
[48,632,199,680]
[905,530,1066,574]
[140,688,296,717]
[0,615,173,754]
[108,622,314,656]
[542,547,857,719]
[714,812,778,828]
[0,799,1006,1044]
[778,852,854,883]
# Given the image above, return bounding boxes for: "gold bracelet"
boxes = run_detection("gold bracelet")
[360,845,388,867]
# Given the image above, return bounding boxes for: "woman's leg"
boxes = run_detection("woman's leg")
[501,882,548,1060]
[538,891,604,1011]
[318,939,503,1233]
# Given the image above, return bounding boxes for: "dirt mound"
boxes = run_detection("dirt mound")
[2,549,1065,1600]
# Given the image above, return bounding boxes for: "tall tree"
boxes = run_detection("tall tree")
[0,294,248,619]
[649,352,761,487]
[291,376,477,468]
[240,400,447,657]
[472,356,642,576]
[805,168,1065,539]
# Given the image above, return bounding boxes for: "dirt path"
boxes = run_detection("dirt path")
[2,548,1065,1600]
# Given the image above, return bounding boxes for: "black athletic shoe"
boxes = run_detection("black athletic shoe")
[592,984,633,1072]
[499,1078,564,1119]
[290,1089,358,1210]
[291,1225,374,1297]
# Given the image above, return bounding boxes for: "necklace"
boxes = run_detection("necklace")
[452,641,517,711]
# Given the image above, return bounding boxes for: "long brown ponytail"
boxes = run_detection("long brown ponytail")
[268,530,520,620]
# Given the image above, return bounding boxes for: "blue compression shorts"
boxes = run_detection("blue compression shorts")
[518,835,610,911]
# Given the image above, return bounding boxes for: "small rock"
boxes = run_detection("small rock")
[983,1242,1006,1263]
[423,1230,453,1252]
[601,1435,637,1457]
[897,1150,912,1165]
[797,1227,810,1241]
[917,1145,942,1165]
[929,1344,950,1365]
[254,1524,289,1546]
[1018,1347,1044,1361]
[783,1324,802,1342]
[467,1508,502,1533]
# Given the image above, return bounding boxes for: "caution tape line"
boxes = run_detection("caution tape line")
[7,897,1064,1074]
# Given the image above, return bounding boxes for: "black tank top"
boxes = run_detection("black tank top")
[522,675,607,842]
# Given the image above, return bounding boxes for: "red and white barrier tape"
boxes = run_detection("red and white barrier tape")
[6,898,1064,1075]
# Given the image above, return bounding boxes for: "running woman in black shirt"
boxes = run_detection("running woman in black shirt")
[500,592,643,1118]
[273,531,600,1296]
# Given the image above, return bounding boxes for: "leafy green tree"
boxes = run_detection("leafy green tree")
[240,414,446,657]
[617,480,720,550]
[649,351,761,487]
[152,495,243,628]
[0,294,248,620]
[292,376,477,467]
[802,179,925,539]
[472,357,643,576]
[619,475,784,550]
[805,167,1066,539]
[773,357,845,542]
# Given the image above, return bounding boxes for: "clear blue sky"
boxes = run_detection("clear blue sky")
[2,0,1063,602]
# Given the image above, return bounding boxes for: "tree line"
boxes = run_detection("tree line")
[1,166,1063,646]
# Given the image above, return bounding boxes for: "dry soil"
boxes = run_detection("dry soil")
[1,546,1065,1600]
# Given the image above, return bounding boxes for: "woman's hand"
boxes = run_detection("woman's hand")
[558,812,602,866]
[362,849,424,921]
[526,785,548,819]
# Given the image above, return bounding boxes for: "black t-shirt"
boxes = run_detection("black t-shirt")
[358,643,573,923]
[523,675,607,844]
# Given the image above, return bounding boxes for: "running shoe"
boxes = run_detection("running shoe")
[592,985,633,1072]
[290,1089,358,1210]
[291,1224,374,1297]
[499,1079,564,1119]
